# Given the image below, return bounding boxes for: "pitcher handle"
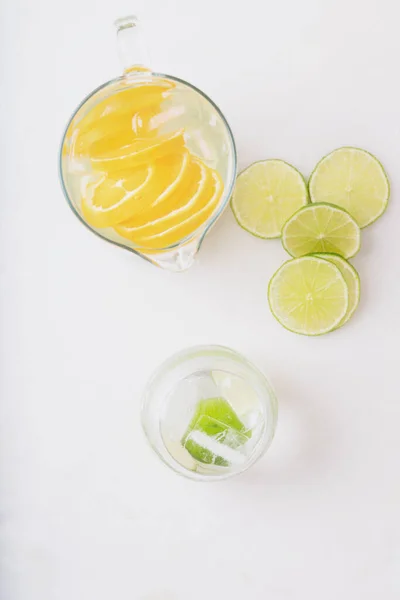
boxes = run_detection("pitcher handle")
[114,15,150,75]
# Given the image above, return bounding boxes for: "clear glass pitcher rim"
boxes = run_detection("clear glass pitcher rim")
[58,71,237,257]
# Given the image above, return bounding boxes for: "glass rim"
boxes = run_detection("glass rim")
[58,72,237,257]
[141,344,278,482]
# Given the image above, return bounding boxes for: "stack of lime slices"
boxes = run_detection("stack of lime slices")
[231,147,390,335]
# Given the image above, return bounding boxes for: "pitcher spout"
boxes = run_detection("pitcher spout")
[142,237,201,272]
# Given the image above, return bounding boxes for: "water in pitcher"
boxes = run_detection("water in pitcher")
[62,76,232,253]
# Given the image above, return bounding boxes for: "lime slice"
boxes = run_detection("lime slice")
[268,256,349,335]
[313,253,360,328]
[309,147,390,228]
[182,397,251,466]
[282,203,361,259]
[231,160,308,239]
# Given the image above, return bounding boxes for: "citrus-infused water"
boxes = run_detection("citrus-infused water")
[62,75,233,253]
[160,370,266,476]
[141,346,277,480]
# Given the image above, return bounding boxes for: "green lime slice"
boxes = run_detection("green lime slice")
[268,256,349,335]
[309,147,390,228]
[231,160,308,239]
[182,397,251,466]
[282,203,361,259]
[312,253,360,328]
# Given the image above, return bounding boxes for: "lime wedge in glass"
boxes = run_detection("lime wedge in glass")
[182,397,251,466]
[309,147,389,228]
[282,203,361,259]
[312,253,360,328]
[231,160,308,238]
[268,256,349,335]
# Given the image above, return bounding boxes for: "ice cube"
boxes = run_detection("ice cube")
[161,372,219,442]
[183,415,249,467]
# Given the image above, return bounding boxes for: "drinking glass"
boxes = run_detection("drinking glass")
[141,345,278,481]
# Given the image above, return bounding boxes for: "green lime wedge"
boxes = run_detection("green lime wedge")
[182,397,251,466]
[231,160,308,239]
[268,256,349,335]
[309,147,390,228]
[312,253,360,328]
[282,203,361,259]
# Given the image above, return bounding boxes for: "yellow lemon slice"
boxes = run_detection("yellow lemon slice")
[116,156,202,235]
[131,105,160,138]
[77,83,173,135]
[116,158,208,239]
[139,171,224,249]
[78,123,135,158]
[81,166,152,228]
[131,102,186,138]
[126,150,193,220]
[81,152,189,228]
[121,167,224,249]
[66,82,174,157]
[90,130,185,175]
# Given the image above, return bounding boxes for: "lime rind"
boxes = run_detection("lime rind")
[268,256,349,336]
[311,253,360,328]
[281,202,361,259]
[231,159,309,239]
[308,147,390,228]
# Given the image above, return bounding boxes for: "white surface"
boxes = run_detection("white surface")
[1,0,400,598]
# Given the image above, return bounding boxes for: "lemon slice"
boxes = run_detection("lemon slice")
[309,147,390,228]
[131,169,223,249]
[268,256,349,335]
[231,160,309,238]
[312,253,360,328]
[67,82,174,157]
[91,130,185,174]
[116,155,201,236]
[81,152,189,228]
[282,203,361,259]
[71,114,135,158]
[81,83,173,125]
[114,159,217,239]
[81,166,152,228]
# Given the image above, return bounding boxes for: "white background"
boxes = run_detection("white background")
[1,0,400,598]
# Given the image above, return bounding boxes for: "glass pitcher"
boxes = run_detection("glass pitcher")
[59,16,237,272]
